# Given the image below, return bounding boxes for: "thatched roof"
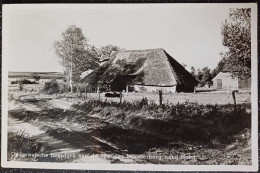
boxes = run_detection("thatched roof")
[81,48,197,86]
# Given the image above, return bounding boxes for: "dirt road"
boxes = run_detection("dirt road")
[8,97,167,163]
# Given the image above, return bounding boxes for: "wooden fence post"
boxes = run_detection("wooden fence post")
[232,90,238,111]
[159,90,162,106]
[126,85,128,96]
[120,92,122,104]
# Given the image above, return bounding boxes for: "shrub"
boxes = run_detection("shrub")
[58,83,71,93]
[32,73,41,81]
[58,83,86,93]
[42,79,60,94]
[11,79,38,85]
[138,97,149,107]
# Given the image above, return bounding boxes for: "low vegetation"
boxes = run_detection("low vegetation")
[73,99,250,145]
[8,131,45,161]
[41,79,60,94]
[11,79,38,85]
[8,95,251,164]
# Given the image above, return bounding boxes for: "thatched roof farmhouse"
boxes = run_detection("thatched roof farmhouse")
[81,48,197,93]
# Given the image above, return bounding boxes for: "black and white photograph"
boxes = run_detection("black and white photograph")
[1,3,258,171]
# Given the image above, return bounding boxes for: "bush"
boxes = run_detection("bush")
[42,79,60,94]
[11,79,38,85]
[32,73,41,81]
[58,83,71,93]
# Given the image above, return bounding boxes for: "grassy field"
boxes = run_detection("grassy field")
[84,89,251,105]
[8,71,65,79]
[7,85,252,164]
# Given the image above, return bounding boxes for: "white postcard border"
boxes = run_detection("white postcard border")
[1,3,258,171]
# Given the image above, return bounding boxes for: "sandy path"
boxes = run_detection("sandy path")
[48,99,74,110]
[8,117,45,137]
[8,96,114,163]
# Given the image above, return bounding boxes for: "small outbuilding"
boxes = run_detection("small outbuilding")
[212,72,251,89]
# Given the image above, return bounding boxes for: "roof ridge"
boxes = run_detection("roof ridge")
[119,48,164,53]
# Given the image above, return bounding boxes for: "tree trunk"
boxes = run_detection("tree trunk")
[69,61,73,92]
[69,72,73,92]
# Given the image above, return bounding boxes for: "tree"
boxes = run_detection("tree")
[54,25,99,92]
[88,45,100,60]
[99,44,124,57]
[196,68,204,83]
[211,57,228,78]
[201,67,212,85]
[221,8,251,78]
[190,66,196,77]
[191,67,213,87]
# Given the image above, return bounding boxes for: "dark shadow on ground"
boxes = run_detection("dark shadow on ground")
[45,126,168,155]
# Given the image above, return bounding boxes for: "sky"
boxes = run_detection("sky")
[3,4,232,72]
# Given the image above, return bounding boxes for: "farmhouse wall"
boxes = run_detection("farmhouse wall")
[133,85,176,93]
[212,72,238,89]
[212,72,251,89]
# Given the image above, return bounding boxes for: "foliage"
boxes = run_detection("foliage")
[11,79,38,85]
[8,131,45,161]
[88,45,100,61]
[221,8,251,78]
[99,44,124,57]
[42,79,60,94]
[190,66,196,77]
[190,66,213,86]
[201,67,213,85]
[58,82,71,93]
[72,99,250,145]
[54,25,99,91]
[32,73,41,81]
[211,57,228,78]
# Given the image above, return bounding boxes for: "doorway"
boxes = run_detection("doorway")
[217,79,222,89]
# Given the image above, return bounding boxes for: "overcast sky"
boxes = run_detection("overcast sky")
[4,4,233,72]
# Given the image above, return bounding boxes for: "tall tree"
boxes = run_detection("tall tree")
[212,57,228,78]
[201,67,212,85]
[193,67,213,86]
[196,68,204,83]
[54,25,99,92]
[221,8,251,78]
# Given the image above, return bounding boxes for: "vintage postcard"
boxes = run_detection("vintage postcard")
[1,3,258,171]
